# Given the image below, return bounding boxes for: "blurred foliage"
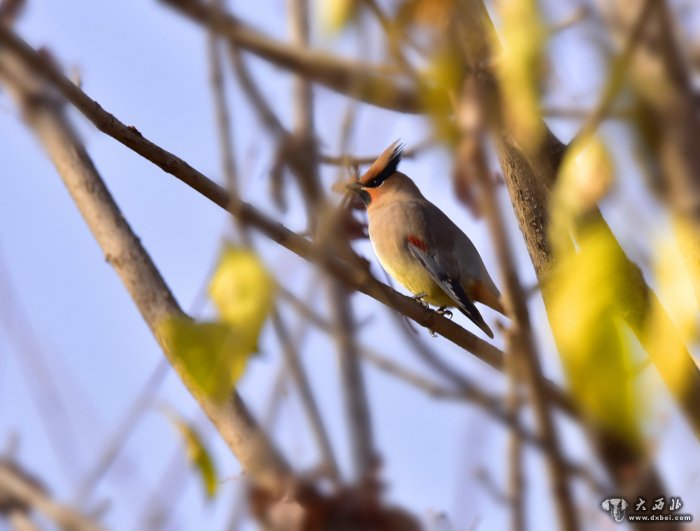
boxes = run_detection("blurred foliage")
[396,0,454,29]
[647,223,700,396]
[420,47,463,143]
[161,319,252,403]
[550,135,613,252]
[163,408,218,499]
[493,0,546,152]
[209,246,276,341]
[161,247,275,403]
[318,0,359,32]
[549,223,644,446]
[549,138,643,446]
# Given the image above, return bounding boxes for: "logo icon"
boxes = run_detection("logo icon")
[602,498,629,523]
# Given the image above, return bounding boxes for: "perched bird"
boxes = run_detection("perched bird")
[347,142,504,338]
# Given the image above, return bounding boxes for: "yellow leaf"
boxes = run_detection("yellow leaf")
[208,246,275,348]
[549,225,643,446]
[163,409,218,499]
[161,318,252,403]
[646,225,700,397]
[494,0,547,152]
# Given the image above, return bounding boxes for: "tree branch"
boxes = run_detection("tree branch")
[0,461,100,531]
[459,78,578,531]
[160,0,424,113]
[0,49,292,494]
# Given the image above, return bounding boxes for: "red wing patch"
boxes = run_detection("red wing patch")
[407,234,428,252]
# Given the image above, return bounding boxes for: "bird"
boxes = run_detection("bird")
[347,141,505,338]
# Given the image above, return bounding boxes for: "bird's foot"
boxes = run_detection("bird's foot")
[436,307,453,320]
[413,292,429,309]
[429,328,438,337]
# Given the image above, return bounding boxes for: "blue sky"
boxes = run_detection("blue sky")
[1,1,699,530]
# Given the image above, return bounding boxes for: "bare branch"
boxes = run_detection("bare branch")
[0,461,100,531]
[571,0,655,146]
[505,338,525,531]
[319,137,432,166]
[271,310,341,482]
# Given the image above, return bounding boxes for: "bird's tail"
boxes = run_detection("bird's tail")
[456,305,494,338]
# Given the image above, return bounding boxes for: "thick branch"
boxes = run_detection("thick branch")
[0,51,291,494]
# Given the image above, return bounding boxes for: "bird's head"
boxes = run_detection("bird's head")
[347,141,421,208]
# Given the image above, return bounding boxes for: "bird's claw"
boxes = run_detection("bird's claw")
[413,292,429,309]
[436,307,453,320]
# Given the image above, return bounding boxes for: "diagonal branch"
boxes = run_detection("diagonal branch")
[0,50,292,495]
[0,461,100,531]
[160,0,425,113]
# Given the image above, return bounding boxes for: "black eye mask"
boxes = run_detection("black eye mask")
[357,188,371,206]
[363,144,404,188]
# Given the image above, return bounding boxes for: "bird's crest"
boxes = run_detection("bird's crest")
[360,141,404,188]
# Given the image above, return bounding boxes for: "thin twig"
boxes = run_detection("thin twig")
[319,137,432,166]
[504,329,525,531]
[0,255,82,482]
[459,79,579,531]
[571,0,655,145]
[160,0,425,113]
[271,310,341,482]
[217,0,341,487]
[72,359,170,504]
[0,461,101,531]
[279,287,606,493]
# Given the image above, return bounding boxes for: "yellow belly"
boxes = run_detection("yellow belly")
[376,252,454,307]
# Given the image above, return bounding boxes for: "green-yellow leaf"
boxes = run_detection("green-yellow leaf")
[646,225,700,396]
[161,318,252,403]
[163,409,218,499]
[208,246,275,349]
[550,134,614,254]
[549,224,643,446]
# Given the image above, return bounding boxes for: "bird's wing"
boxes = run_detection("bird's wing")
[406,235,494,338]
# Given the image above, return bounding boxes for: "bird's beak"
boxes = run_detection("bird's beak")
[346,182,364,192]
